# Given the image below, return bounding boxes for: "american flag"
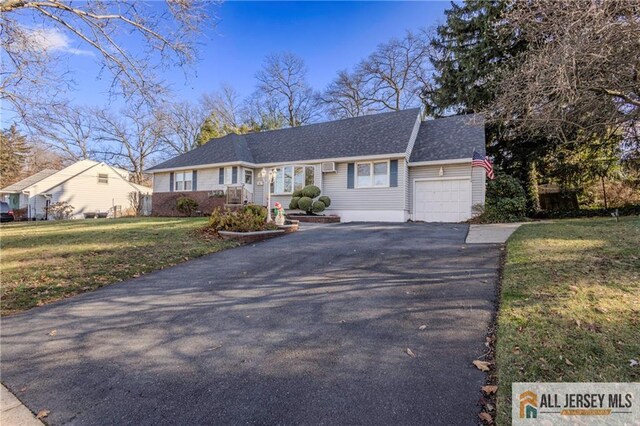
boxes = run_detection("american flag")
[472,150,495,179]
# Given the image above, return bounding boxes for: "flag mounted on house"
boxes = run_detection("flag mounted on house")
[472,150,495,179]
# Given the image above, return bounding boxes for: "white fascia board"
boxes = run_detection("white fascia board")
[146,161,256,174]
[147,153,409,174]
[256,153,407,168]
[408,158,472,167]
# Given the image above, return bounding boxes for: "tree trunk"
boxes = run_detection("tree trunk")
[601,175,608,209]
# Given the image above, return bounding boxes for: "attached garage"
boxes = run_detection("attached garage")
[413,178,472,222]
[408,114,486,223]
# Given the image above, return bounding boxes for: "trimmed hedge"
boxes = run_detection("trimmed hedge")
[297,196,313,212]
[289,197,301,209]
[318,195,331,208]
[532,205,640,219]
[302,185,321,198]
[312,200,326,213]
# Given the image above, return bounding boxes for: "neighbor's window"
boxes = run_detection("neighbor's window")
[97,173,109,184]
[244,169,253,185]
[270,165,315,194]
[174,171,193,191]
[355,161,389,188]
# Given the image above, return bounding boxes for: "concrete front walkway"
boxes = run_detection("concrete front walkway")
[465,223,524,244]
[1,385,42,426]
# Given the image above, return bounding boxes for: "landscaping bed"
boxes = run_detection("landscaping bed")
[204,205,298,243]
[219,229,285,243]
[494,217,640,424]
[0,217,234,316]
[286,214,340,223]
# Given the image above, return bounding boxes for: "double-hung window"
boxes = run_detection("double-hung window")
[270,165,315,194]
[175,171,193,191]
[244,169,253,185]
[355,161,389,188]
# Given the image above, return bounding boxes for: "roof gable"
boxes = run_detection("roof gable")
[409,114,485,163]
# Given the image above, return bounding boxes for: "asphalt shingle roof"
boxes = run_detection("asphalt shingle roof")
[410,114,485,163]
[148,108,421,170]
[0,169,59,192]
[147,110,486,171]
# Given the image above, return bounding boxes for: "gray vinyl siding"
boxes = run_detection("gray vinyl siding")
[153,167,253,194]
[471,166,486,207]
[323,160,406,212]
[408,163,485,214]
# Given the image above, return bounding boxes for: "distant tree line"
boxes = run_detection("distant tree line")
[1,0,638,209]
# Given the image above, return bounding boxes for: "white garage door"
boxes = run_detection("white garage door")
[414,179,472,222]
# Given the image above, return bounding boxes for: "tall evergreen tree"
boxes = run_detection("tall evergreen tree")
[0,125,31,187]
[426,0,544,212]
[426,0,522,116]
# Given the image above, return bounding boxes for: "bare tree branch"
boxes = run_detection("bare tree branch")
[1,0,219,127]
[255,52,320,127]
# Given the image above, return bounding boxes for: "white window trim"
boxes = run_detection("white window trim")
[244,169,253,185]
[175,171,193,191]
[355,160,390,188]
[270,164,315,195]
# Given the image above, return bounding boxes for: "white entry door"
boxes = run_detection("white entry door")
[414,178,472,222]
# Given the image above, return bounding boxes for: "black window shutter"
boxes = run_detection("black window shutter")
[169,172,174,192]
[232,166,238,184]
[192,170,197,191]
[347,163,354,189]
[219,168,224,184]
[389,160,398,187]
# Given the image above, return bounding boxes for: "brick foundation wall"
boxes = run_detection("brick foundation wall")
[152,191,226,216]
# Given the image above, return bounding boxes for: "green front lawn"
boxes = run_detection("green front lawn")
[496,217,640,424]
[0,218,234,316]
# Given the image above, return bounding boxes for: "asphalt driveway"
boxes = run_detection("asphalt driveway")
[1,223,500,425]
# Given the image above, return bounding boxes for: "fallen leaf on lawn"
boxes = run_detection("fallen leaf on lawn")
[48,329,57,336]
[418,325,427,330]
[486,403,495,412]
[473,360,491,372]
[481,385,498,394]
[575,319,581,328]
[630,359,639,367]
[405,348,416,358]
[569,285,579,292]
[36,409,50,419]
[478,412,493,423]
[565,358,574,366]
[513,346,521,355]
[595,306,608,314]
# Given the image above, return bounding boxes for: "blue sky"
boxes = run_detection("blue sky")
[57,1,451,107]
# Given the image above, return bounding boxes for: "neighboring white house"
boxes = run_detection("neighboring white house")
[0,160,153,220]
[147,109,487,223]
